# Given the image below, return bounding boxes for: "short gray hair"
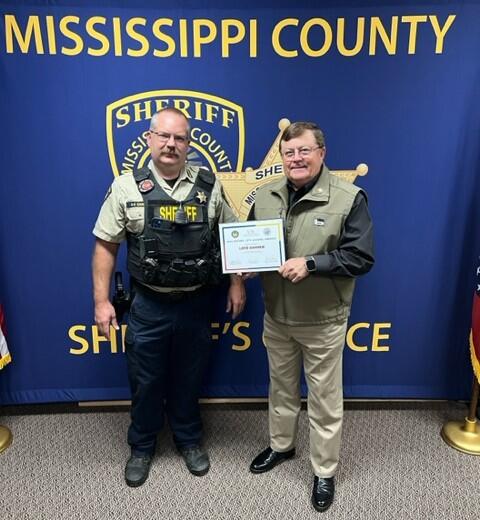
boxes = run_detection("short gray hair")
[150,107,191,136]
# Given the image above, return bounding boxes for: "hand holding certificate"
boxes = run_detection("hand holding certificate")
[219,219,286,274]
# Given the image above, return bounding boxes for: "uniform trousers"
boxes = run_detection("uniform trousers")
[125,286,212,455]
[263,313,348,477]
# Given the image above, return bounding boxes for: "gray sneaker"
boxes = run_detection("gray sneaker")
[179,445,210,476]
[125,453,152,487]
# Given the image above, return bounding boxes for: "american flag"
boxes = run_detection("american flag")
[470,259,480,383]
[0,304,11,370]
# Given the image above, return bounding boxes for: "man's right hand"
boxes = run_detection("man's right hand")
[92,238,121,339]
[95,300,119,339]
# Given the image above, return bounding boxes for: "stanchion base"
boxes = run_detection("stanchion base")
[441,419,480,455]
[0,425,12,454]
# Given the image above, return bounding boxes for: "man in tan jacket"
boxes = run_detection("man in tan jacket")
[249,122,374,512]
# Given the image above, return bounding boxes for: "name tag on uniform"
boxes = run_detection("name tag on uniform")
[314,218,325,226]
[127,201,144,208]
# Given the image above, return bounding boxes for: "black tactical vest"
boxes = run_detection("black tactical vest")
[127,167,221,287]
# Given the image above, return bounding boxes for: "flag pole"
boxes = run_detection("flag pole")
[441,378,480,454]
[0,425,12,454]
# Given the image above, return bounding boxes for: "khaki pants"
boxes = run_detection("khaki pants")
[263,313,348,477]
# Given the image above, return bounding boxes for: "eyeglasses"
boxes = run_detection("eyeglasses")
[282,146,323,159]
[149,129,189,146]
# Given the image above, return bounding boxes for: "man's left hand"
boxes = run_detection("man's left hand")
[226,274,246,319]
[278,257,309,284]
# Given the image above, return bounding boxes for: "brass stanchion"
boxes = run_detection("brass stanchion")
[0,425,12,454]
[441,378,480,454]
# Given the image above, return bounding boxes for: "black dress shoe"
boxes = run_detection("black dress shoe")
[125,453,152,487]
[249,447,295,474]
[311,476,335,512]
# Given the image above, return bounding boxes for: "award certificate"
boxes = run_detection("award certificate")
[219,219,286,273]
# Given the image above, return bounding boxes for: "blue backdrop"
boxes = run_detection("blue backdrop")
[1,0,479,404]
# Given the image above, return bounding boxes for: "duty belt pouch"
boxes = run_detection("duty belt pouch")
[139,237,160,259]
[163,258,200,286]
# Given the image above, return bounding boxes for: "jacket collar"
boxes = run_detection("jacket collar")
[270,164,331,204]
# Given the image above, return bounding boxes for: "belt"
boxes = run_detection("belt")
[134,282,205,302]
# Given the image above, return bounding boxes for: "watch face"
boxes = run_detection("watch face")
[306,258,316,272]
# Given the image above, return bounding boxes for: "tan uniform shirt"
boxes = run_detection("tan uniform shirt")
[93,161,235,291]
[94,160,235,243]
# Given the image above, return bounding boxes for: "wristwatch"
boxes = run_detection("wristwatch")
[305,256,316,273]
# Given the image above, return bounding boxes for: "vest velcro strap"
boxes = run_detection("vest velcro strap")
[133,167,151,183]
[196,168,215,193]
